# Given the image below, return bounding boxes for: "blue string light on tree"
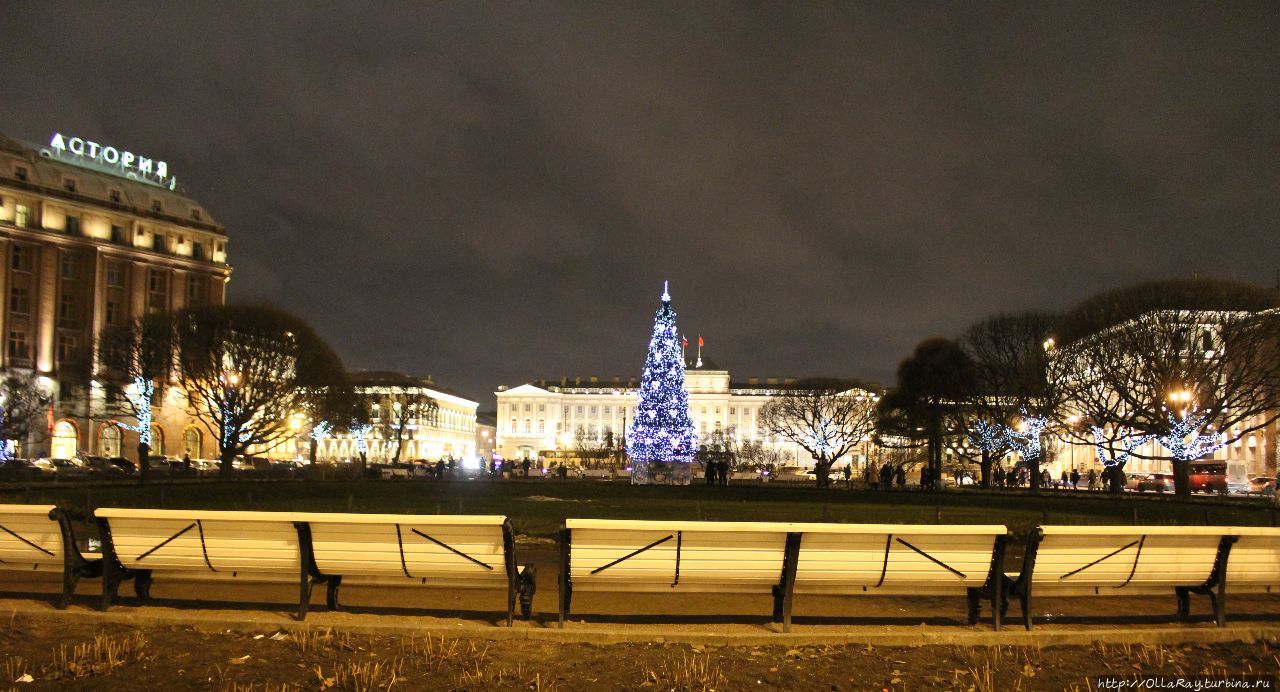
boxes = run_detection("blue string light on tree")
[626,282,699,485]
[1091,426,1153,468]
[120,376,155,448]
[1157,412,1226,462]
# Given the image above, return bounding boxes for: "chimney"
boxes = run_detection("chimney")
[574,377,581,386]
[560,376,567,386]
[589,376,598,384]
[748,377,759,385]
[766,378,778,385]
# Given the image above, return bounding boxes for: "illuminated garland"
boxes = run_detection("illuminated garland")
[350,423,373,456]
[1005,410,1048,463]
[310,421,332,442]
[120,376,155,447]
[1157,412,1226,462]
[966,418,1008,453]
[1091,426,1153,468]
[626,282,698,484]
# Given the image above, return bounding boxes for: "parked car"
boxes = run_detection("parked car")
[1133,473,1174,493]
[82,455,136,477]
[1249,476,1276,496]
[1,458,51,480]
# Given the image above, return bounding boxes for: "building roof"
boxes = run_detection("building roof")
[348,370,476,404]
[0,132,224,236]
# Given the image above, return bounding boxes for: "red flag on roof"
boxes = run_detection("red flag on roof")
[682,335,688,347]
[698,335,704,348]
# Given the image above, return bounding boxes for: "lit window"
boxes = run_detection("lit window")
[63,179,77,193]
[7,330,28,360]
[14,167,28,182]
[14,205,31,228]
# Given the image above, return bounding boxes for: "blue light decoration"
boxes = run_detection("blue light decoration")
[1091,426,1154,468]
[1005,409,1048,465]
[966,418,1008,454]
[350,423,373,456]
[309,421,332,443]
[121,376,155,447]
[626,282,699,485]
[1157,412,1226,462]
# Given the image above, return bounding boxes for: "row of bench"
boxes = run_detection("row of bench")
[1,504,1276,631]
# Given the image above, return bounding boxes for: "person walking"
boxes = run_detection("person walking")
[881,461,894,491]
[864,463,875,489]
[1087,467,1098,491]
[1070,468,1081,490]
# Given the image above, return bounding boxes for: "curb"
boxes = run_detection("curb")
[5,602,1278,648]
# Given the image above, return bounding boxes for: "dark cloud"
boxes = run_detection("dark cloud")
[3,2,1277,400]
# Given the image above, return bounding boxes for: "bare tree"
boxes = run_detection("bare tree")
[0,374,50,464]
[356,374,439,463]
[759,378,878,488]
[959,312,1063,492]
[175,305,349,478]
[1052,279,1280,498]
[572,424,610,467]
[97,313,175,482]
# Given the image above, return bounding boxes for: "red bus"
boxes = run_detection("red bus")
[1189,460,1227,494]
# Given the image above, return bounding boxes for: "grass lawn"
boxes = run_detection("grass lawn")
[3,478,1274,540]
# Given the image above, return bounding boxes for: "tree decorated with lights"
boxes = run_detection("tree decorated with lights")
[626,282,699,485]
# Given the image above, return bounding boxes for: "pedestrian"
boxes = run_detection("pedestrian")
[1070,468,1081,490]
[881,461,894,491]
[1087,467,1098,491]
[1041,468,1052,488]
[704,459,715,486]
[435,459,445,479]
[521,457,531,477]
[919,465,930,490]
[896,465,906,488]
[842,464,852,488]
[182,453,191,472]
[863,463,875,488]
[719,459,729,486]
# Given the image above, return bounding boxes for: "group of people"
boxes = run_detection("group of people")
[860,461,916,490]
[702,458,731,485]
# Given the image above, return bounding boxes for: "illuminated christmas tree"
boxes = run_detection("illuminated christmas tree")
[627,282,699,485]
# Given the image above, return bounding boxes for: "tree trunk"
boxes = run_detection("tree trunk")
[1173,459,1191,500]
[928,422,943,492]
[1109,464,1126,494]
[1027,453,1040,494]
[137,442,151,484]
[979,448,992,489]
[219,446,236,479]
[814,458,832,488]
[309,437,318,465]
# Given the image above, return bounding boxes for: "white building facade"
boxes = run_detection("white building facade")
[496,367,865,468]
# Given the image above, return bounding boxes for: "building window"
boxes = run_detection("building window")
[576,405,584,415]
[14,167,28,182]
[152,233,166,252]
[60,254,76,279]
[63,179,77,193]
[538,419,546,434]
[524,419,532,434]
[11,245,32,272]
[64,215,80,235]
[105,261,124,287]
[109,189,122,204]
[151,200,163,213]
[538,403,545,412]
[14,205,31,228]
[186,276,207,305]
[105,298,122,327]
[110,224,126,244]
[9,287,29,315]
[510,419,517,434]
[729,407,737,416]
[191,242,205,261]
[190,209,201,221]
[57,334,78,363]
[7,330,28,360]
[147,270,168,313]
[58,293,77,328]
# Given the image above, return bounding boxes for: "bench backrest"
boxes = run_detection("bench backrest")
[1225,528,1280,587]
[304,513,511,581]
[0,504,63,569]
[795,524,1005,588]
[96,508,301,574]
[1031,526,1225,588]
[565,519,788,588]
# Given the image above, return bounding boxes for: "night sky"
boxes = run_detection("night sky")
[2,3,1277,402]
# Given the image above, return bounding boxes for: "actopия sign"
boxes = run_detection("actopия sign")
[42,132,176,190]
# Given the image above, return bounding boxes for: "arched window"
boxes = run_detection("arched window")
[98,424,122,457]
[150,425,165,456]
[183,426,203,458]
[51,420,78,459]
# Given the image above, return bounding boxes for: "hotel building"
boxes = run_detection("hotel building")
[0,132,230,460]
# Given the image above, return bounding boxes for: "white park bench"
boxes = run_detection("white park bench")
[302,512,534,626]
[95,508,310,615]
[94,508,534,624]
[0,504,99,608]
[1224,527,1280,598]
[558,519,1008,631]
[1004,526,1235,630]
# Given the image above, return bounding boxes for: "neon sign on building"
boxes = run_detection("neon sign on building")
[41,132,177,191]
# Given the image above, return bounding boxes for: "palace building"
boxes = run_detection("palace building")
[495,361,872,468]
[0,132,231,460]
